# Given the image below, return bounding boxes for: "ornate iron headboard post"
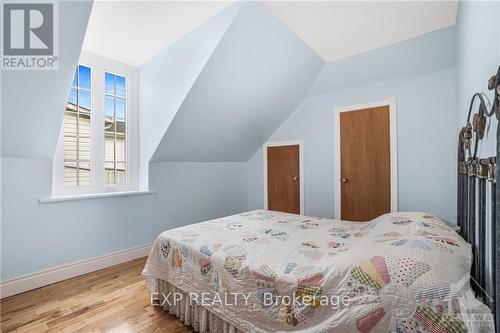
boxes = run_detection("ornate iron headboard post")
[458,130,464,232]
[487,157,496,312]
[491,64,500,330]
[457,64,500,329]
[477,158,489,300]
[495,118,499,329]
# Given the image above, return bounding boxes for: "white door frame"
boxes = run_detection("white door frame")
[263,139,304,215]
[333,97,398,220]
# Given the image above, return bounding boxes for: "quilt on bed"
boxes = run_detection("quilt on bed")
[142,210,493,333]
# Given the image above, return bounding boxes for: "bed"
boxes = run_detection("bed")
[143,65,500,332]
[143,210,493,332]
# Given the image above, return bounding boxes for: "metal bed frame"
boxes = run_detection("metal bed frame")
[457,64,500,329]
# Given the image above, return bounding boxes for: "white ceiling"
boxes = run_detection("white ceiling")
[82,1,458,66]
[82,1,230,67]
[264,1,458,62]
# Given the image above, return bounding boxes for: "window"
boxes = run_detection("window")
[104,72,127,185]
[64,65,92,185]
[54,52,138,195]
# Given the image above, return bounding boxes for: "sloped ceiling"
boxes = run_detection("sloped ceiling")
[308,25,457,96]
[139,3,241,186]
[82,1,231,67]
[264,1,458,62]
[82,1,458,67]
[0,0,459,165]
[151,2,324,162]
[1,0,93,159]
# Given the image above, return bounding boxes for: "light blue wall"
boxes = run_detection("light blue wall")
[139,3,241,188]
[0,2,249,282]
[152,2,324,162]
[247,25,458,222]
[0,158,247,281]
[4,1,494,284]
[148,162,248,237]
[309,26,456,95]
[1,0,92,159]
[1,157,154,280]
[453,0,500,298]
[455,1,500,156]
[248,68,457,222]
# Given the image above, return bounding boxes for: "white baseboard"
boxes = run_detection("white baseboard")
[0,243,153,299]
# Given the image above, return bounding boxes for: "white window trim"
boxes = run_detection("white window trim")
[52,51,139,196]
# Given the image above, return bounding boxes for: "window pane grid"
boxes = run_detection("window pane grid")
[104,72,126,185]
[64,65,92,186]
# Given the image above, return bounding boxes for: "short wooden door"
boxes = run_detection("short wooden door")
[267,145,300,214]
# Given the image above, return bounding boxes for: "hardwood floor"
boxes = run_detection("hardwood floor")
[0,258,193,333]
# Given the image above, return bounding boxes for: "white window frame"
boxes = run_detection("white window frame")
[53,51,139,196]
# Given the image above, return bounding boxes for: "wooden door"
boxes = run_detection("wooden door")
[267,145,300,214]
[340,106,390,221]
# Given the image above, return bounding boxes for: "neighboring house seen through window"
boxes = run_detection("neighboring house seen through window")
[54,53,138,196]
[64,65,92,185]
[104,72,127,185]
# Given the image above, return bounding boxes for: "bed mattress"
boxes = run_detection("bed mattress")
[143,210,493,333]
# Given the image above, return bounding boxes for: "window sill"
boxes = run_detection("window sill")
[39,190,156,204]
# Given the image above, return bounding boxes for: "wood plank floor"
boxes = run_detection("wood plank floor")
[0,258,194,333]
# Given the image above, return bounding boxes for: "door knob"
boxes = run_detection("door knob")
[341,178,348,183]
[293,176,298,181]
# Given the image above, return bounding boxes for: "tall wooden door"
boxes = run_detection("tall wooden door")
[340,106,391,221]
[267,145,300,214]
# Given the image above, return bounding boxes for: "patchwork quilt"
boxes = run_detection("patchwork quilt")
[142,210,494,333]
